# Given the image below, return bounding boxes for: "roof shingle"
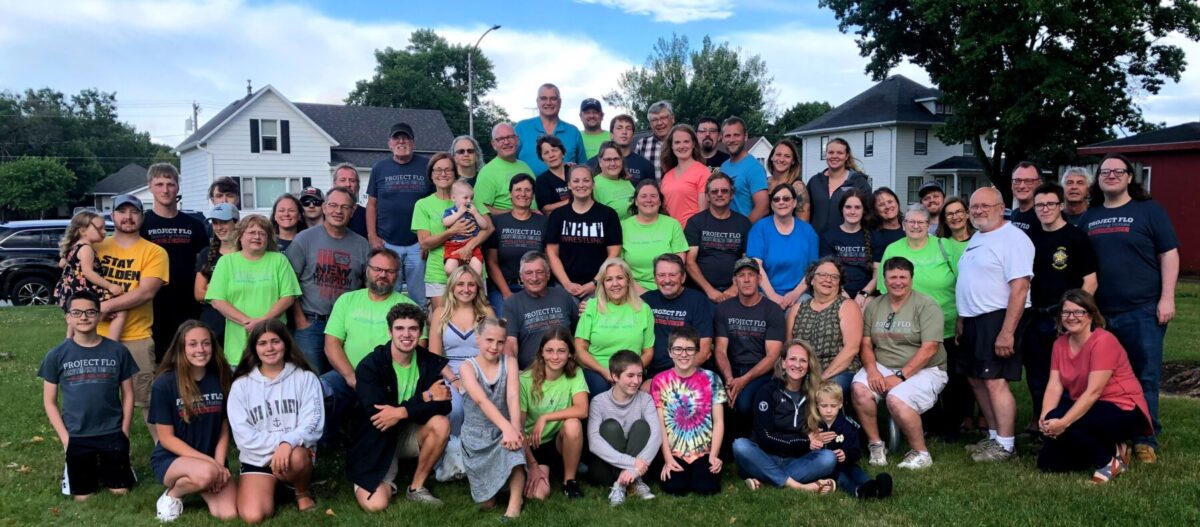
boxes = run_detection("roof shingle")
[788,75,945,135]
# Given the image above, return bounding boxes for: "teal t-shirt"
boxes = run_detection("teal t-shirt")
[205,251,301,364]
[877,236,963,338]
[393,358,420,403]
[593,175,635,220]
[581,131,612,159]
[324,289,420,368]
[518,370,587,443]
[620,215,688,291]
[576,298,655,368]
[474,157,535,212]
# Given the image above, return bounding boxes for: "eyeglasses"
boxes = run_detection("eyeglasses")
[494,135,517,143]
[1098,168,1130,179]
[431,167,455,175]
[521,269,548,277]
[697,128,719,134]
[67,309,100,318]
[771,196,794,203]
[708,188,732,195]
[904,219,928,226]
[812,271,839,281]
[600,157,622,164]
[1012,178,1041,186]
[969,203,1002,212]
[368,264,398,275]
[669,346,698,355]
[1033,202,1061,211]
[325,203,353,212]
[454,148,476,155]
[391,135,413,143]
[1060,309,1089,320]
[945,210,967,218]
[884,312,896,331]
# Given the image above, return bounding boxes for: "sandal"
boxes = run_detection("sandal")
[1090,456,1127,484]
[817,479,837,495]
[295,491,317,512]
[744,478,761,491]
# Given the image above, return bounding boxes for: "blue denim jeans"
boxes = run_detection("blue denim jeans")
[1022,313,1058,418]
[486,282,523,317]
[385,242,426,307]
[827,370,854,399]
[732,373,772,415]
[294,317,328,374]
[583,368,611,397]
[732,438,837,487]
[1104,303,1166,447]
[832,464,872,497]
[319,370,356,450]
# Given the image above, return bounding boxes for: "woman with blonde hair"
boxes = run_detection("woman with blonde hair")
[807,137,872,234]
[575,258,655,394]
[429,266,494,434]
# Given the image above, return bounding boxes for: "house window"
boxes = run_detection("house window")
[1141,166,1152,192]
[241,176,309,209]
[914,129,928,156]
[864,131,874,157]
[820,136,829,160]
[935,102,952,115]
[260,119,279,152]
[907,176,924,204]
[963,141,974,156]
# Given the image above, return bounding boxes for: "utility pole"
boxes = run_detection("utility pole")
[468,25,501,139]
[192,101,200,131]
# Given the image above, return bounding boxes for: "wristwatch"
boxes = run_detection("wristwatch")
[894,370,907,381]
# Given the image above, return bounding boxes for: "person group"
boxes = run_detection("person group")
[41,83,1177,522]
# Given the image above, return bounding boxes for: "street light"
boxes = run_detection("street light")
[468,24,501,139]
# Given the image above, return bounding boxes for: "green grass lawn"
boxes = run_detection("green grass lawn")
[3,285,1200,526]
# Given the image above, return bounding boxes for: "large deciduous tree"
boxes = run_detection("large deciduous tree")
[820,0,1200,200]
[605,34,777,135]
[0,158,76,220]
[346,29,509,157]
[767,101,833,143]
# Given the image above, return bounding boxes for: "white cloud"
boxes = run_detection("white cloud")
[1138,33,1200,126]
[0,0,633,145]
[576,0,734,24]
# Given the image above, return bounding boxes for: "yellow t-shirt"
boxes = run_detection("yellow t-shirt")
[94,237,169,341]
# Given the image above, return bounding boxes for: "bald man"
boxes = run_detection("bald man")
[474,122,535,214]
[955,187,1034,463]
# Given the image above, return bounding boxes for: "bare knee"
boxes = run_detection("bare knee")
[358,486,391,513]
[240,509,269,525]
[290,446,313,468]
[424,415,451,440]
[109,488,129,496]
[561,418,583,439]
[851,384,875,407]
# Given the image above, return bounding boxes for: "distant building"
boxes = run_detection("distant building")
[88,163,150,211]
[786,75,990,204]
[175,85,453,212]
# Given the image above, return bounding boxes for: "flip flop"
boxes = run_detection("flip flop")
[295,491,317,513]
[817,479,837,495]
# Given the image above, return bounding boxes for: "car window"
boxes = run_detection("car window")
[0,230,44,249]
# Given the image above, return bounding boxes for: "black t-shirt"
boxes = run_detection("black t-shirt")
[1009,207,1040,234]
[872,227,905,261]
[715,297,785,371]
[1081,199,1179,312]
[820,226,874,296]
[704,151,730,169]
[587,152,656,185]
[348,206,368,238]
[149,370,226,458]
[142,210,208,323]
[486,212,548,285]
[684,209,752,291]
[642,288,714,373]
[1028,223,1098,309]
[1064,211,1086,228]
[545,202,623,284]
[534,170,570,214]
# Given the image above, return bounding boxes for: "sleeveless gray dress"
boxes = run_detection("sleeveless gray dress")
[461,356,525,502]
[444,321,478,435]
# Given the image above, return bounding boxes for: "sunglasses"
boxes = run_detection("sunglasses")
[301,200,322,207]
[455,148,476,155]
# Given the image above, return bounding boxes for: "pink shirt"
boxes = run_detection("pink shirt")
[1051,328,1151,434]
[661,162,710,227]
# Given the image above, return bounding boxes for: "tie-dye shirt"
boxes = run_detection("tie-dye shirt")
[650,368,727,462]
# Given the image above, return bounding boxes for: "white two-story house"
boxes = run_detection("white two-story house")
[786,75,990,204]
[175,85,453,213]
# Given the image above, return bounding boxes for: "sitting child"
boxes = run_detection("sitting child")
[812,382,892,499]
[441,180,489,276]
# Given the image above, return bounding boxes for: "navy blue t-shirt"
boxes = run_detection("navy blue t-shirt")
[486,211,548,285]
[819,227,875,296]
[149,370,226,459]
[642,288,715,374]
[38,338,137,437]
[366,155,432,246]
[587,152,656,185]
[872,227,905,261]
[1009,207,1040,234]
[1081,200,1179,312]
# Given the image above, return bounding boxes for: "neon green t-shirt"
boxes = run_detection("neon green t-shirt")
[877,236,964,338]
[393,358,420,403]
[324,289,421,368]
[576,298,655,368]
[518,370,587,443]
[593,175,635,220]
[620,215,688,291]
[411,194,455,285]
[205,251,301,364]
[474,157,535,212]
[581,131,612,159]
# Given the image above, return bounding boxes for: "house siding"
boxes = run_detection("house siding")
[180,149,211,211]
[893,126,965,204]
[799,127,894,191]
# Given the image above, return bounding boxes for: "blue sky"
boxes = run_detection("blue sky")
[2,0,1197,147]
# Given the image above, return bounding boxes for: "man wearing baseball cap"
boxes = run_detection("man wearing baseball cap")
[300,186,325,229]
[366,122,433,306]
[918,181,945,234]
[514,83,587,174]
[95,193,170,441]
[579,98,611,159]
[713,257,785,418]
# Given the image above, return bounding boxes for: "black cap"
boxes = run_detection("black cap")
[918,181,944,198]
[580,98,603,112]
[389,122,414,140]
[733,257,760,274]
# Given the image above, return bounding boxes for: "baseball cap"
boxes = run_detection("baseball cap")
[112,194,143,213]
[733,257,760,274]
[389,122,415,140]
[300,187,324,204]
[918,181,944,198]
[207,202,240,222]
[580,98,603,112]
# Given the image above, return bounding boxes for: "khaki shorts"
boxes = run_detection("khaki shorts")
[381,422,423,485]
[853,363,948,414]
[123,338,156,407]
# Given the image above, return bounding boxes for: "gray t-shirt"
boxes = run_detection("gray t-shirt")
[502,286,579,369]
[38,337,137,437]
[285,226,372,316]
[863,291,946,370]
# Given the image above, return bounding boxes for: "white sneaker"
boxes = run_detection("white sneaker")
[868,442,888,466]
[608,483,626,506]
[630,477,655,500]
[897,450,933,470]
[156,490,183,522]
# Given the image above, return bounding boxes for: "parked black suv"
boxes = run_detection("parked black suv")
[0,220,108,306]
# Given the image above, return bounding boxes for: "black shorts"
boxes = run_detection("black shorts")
[530,440,565,477]
[957,310,1028,381]
[63,432,134,496]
